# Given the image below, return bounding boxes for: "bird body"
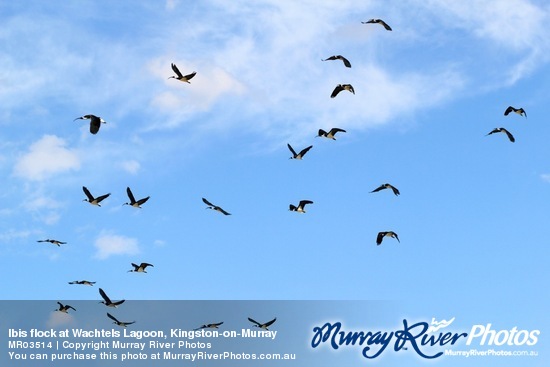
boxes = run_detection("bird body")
[74,114,106,134]
[376,231,400,245]
[99,288,125,308]
[486,128,515,142]
[169,63,196,83]
[504,106,526,118]
[287,144,313,160]
[124,187,150,208]
[323,55,351,68]
[331,84,355,98]
[107,312,135,327]
[82,186,111,206]
[68,280,96,286]
[128,262,154,273]
[202,198,231,215]
[370,183,400,196]
[56,302,76,313]
[248,317,277,330]
[289,200,313,213]
[362,19,392,31]
[317,127,346,140]
[37,239,66,246]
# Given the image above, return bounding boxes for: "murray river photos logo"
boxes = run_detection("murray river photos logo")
[310,317,540,360]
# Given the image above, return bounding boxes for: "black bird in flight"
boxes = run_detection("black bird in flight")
[37,239,66,246]
[248,317,277,330]
[123,187,150,208]
[322,55,351,68]
[128,262,154,273]
[288,144,313,160]
[202,198,231,215]
[194,322,224,331]
[486,127,515,142]
[56,302,76,314]
[68,280,96,286]
[331,84,355,98]
[99,288,125,308]
[169,63,196,83]
[74,115,106,135]
[362,19,392,31]
[317,127,346,140]
[370,183,400,196]
[107,313,135,327]
[504,106,526,118]
[376,231,400,245]
[289,200,313,213]
[82,186,111,206]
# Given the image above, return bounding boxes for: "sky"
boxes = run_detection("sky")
[1,0,549,365]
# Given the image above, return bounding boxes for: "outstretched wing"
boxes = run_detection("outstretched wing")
[287,144,297,157]
[107,312,120,323]
[330,85,344,98]
[298,145,313,157]
[248,317,261,327]
[202,197,214,207]
[126,187,136,204]
[82,186,94,201]
[96,193,111,203]
[99,288,112,303]
[171,63,183,78]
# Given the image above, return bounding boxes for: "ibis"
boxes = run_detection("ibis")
[128,262,154,273]
[37,239,66,246]
[74,114,106,135]
[107,312,135,327]
[289,200,313,213]
[202,197,231,215]
[99,288,125,308]
[169,63,196,83]
[504,106,526,118]
[486,127,515,142]
[123,187,150,208]
[68,280,96,286]
[362,19,392,31]
[248,317,277,330]
[317,127,346,140]
[56,302,76,314]
[194,322,224,330]
[370,183,400,196]
[376,231,400,245]
[82,186,111,206]
[322,55,351,68]
[288,144,313,160]
[331,84,355,98]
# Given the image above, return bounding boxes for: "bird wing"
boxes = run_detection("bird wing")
[248,317,261,327]
[323,55,338,61]
[330,128,346,135]
[330,85,343,98]
[376,232,385,245]
[379,19,392,31]
[171,63,183,78]
[504,106,514,116]
[211,322,224,327]
[113,299,125,306]
[393,232,400,242]
[389,185,400,196]
[339,55,351,68]
[318,129,327,137]
[131,263,139,269]
[345,84,355,94]
[503,129,515,142]
[202,197,214,207]
[218,207,231,215]
[298,145,313,157]
[287,143,297,157]
[521,109,527,118]
[96,193,111,203]
[126,187,136,204]
[137,196,150,205]
[89,115,101,134]
[299,200,313,208]
[82,186,95,201]
[184,71,197,81]
[107,312,120,323]
[264,317,277,327]
[370,185,385,193]
[99,288,112,303]
[68,305,76,311]
[140,262,154,268]
[289,204,297,211]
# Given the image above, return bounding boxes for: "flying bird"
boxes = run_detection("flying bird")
[107,312,135,327]
[288,144,313,160]
[202,198,231,215]
[37,239,66,246]
[55,302,76,314]
[74,114,106,135]
[486,128,515,142]
[504,106,527,118]
[128,262,154,273]
[169,63,196,83]
[194,322,224,330]
[376,231,400,245]
[68,280,96,286]
[99,288,125,308]
[123,187,150,208]
[317,128,346,140]
[82,186,111,206]
[331,84,355,98]
[248,317,277,330]
[289,200,313,213]
[370,183,400,196]
[362,19,392,31]
[322,55,351,68]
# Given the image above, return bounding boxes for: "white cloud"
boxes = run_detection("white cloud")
[93,232,140,259]
[120,160,141,175]
[541,174,550,183]
[13,135,80,181]
[46,311,75,328]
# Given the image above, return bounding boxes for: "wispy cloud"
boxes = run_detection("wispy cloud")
[93,231,140,260]
[120,160,141,175]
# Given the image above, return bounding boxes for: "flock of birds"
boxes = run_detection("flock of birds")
[41,16,531,329]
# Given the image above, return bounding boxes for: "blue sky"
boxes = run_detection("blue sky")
[1,0,549,364]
